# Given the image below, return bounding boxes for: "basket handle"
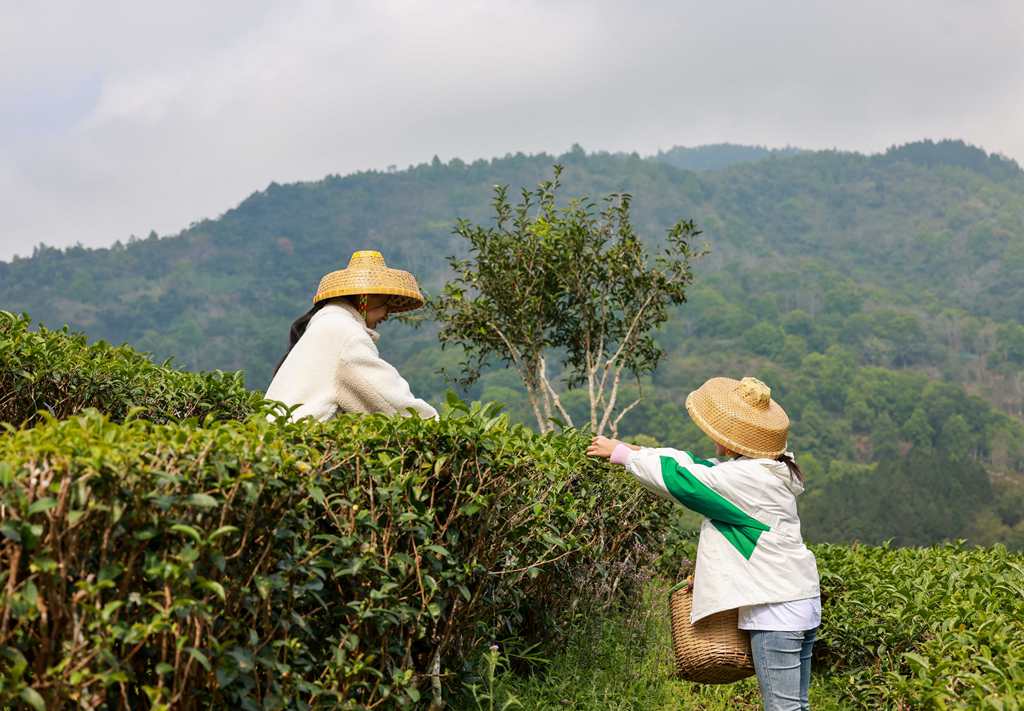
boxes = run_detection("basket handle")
[667,576,694,597]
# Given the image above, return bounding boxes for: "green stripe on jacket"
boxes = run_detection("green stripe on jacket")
[659,456,770,560]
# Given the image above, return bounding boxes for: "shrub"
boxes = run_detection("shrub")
[654,537,1023,709]
[815,542,1024,709]
[0,402,667,709]
[0,311,263,427]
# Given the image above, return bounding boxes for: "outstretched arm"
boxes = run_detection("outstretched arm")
[589,436,770,559]
[337,333,439,419]
[586,436,638,459]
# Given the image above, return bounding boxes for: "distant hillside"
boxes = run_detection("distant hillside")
[2,139,1023,547]
[880,138,1023,182]
[3,140,1021,383]
[654,142,805,171]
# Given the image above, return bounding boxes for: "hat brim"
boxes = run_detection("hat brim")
[685,379,789,459]
[313,267,424,312]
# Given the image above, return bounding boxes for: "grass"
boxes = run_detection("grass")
[455,580,849,711]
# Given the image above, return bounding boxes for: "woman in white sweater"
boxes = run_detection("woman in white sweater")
[265,250,438,421]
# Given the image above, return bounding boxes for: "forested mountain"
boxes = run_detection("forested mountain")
[654,143,804,171]
[2,139,1023,547]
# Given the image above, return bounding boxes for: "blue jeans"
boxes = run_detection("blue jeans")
[748,628,817,711]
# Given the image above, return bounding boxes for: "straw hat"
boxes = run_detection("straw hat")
[313,250,424,312]
[685,377,789,458]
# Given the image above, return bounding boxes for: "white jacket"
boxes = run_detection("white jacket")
[622,447,819,622]
[265,302,438,421]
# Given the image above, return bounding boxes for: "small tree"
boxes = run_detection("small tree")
[429,166,703,434]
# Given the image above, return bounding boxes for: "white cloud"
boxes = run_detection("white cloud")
[2,0,1022,260]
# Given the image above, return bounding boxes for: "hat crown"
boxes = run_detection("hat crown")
[737,377,771,410]
[685,376,789,458]
[348,250,386,269]
[313,249,424,311]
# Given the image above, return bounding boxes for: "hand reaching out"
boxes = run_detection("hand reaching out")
[587,436,622,458]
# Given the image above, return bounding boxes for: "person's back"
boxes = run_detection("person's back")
[265,250,437,422]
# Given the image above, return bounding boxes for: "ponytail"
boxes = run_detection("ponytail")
[272,301,329,378]
[776,451,804,484]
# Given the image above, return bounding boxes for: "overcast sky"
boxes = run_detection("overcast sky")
[2,0,1022,261]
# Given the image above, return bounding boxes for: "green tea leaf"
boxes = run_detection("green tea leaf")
[27,497,57,515]
[188,493,218,509]
[19,687,46,711]
[198,579,226,601]
[169,524,202,543]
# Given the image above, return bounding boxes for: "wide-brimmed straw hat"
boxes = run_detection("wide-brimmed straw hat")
[313,250,424,312]
[685,377,790,458]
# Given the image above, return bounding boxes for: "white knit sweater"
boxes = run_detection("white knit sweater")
[265,302,438,421]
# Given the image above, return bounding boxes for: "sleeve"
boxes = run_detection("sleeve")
[336,330,439,420]
[622,448,770,560]
[623,448,768,528]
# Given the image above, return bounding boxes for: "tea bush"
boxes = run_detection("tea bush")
[656,537,1023,709]
[5,312,1021,708]
[0,402,667,709]
[815,543,1024,709]
[500,544,1024,710]
[0,311,263,427]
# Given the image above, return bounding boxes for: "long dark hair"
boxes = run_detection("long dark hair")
[272,301,330,377]
[776,452,804,484]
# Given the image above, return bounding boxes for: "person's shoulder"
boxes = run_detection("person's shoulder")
[306,305,365,339]
[715,457,772,476]
[637,447,719,470]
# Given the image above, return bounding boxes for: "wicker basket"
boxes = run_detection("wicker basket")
[668,582,755,684]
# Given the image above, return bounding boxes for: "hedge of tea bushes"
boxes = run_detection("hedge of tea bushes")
[814,542,1024,710]
[0,402,667,709]
[0,311,263,427]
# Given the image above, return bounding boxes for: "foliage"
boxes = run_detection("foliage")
[2,140,1023,547]
[482,582,772,711]
[0,404,667,709]
[801,449,995,546]
[881,139,1022,182]
[0,311,262,428]
[631,347,1024,549]
[814,542,1024,709]
[654,143,805,173]
[484,544,1024,710]
[429,166,700,435]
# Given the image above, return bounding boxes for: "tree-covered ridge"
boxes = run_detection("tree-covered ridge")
[1,140,1022,548]
[3,139,1021,383]
[881,138,1023,182]
[653,142,805,172]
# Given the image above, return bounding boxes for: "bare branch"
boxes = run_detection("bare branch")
[538,360,554,427]
[597,360,630,436]
[539,356,575,428]
[610,397,643,438]
[605,290,657,372]
[486,321,525,371]
[524,384,548,433]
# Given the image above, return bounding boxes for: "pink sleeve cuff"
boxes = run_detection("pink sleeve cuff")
[610,443,633,465]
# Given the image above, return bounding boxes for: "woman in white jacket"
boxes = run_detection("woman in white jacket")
[266,250,438,421]
[588,376,820,711]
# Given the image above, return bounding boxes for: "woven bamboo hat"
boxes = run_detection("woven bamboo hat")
[312,250,424,312]
[685,377,790,458]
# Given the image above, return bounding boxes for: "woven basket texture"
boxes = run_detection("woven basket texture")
[668,585,755,684]
[313,251,424,312]
[685,376,789,458]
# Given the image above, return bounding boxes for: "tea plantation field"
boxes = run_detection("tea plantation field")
[2,312,1022,709]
